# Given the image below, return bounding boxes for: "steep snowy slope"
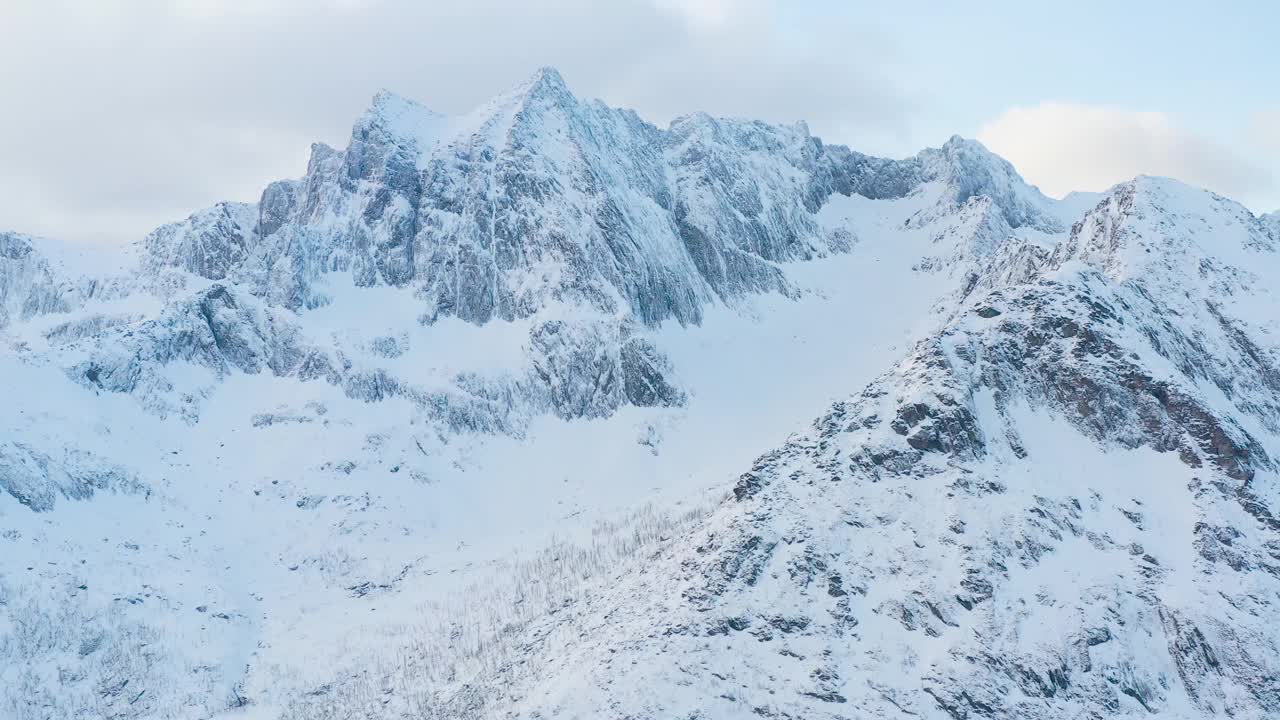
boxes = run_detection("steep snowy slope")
[279,183,1280,720]
[1259,210,1279,244]
[0,232,136,330]
[3,69,1277,720]
[0,196,985,720]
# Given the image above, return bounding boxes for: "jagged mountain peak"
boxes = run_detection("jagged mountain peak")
[0,230,35,259]
[450,65,582,144]
[0,231,131,329]
[666,111,815,159]
[2,229,132,277]
[930,134,1023,182]
[358,88,446,146]
[939,132,986,151]
[2,74,1086,341]
[11,69,1258,341]
[517,64,571,96]
[365,87,435,120]
[917,134,1061,232]
[1265,209,1280,242]
[140,201,257,281]
[347,67,579,169]
[1054,175,1278,285]
[667,109,716,131]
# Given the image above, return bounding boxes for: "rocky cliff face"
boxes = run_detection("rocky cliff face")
[135,69,1063,334]
[1261,210,1279,237]
[142,203,258,282]
[2,70,1277,720]
[323,180,1279,720]
[4,68,1057,432]
[0,232,97,328]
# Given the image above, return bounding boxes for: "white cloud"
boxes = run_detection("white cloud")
[0,0,911,245]
[977,102,1276,212]
[1249,109,1280,212]
[652,0,741,28]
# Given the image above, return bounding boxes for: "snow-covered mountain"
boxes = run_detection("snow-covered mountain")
[2,69,1277,720]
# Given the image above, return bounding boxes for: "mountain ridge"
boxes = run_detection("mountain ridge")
[282,146,1280,720]
[2,67,1278,720]
[5,68,1063,320]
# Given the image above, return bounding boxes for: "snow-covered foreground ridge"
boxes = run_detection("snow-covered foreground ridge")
[2,68,1278,719]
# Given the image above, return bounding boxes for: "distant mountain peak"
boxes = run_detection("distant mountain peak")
[923,135,1060,231]
[363,88,440,126]
[524,65,569,92]
[1264,209,1280,238]
[486,65,576,113]
[351,87,448,162]
[940,133,984,150]
[1052,174,1278,299]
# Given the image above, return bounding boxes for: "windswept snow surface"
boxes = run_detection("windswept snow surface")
[0,185,968,718]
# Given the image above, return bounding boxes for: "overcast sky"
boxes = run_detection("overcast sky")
[2,0,1276,245]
